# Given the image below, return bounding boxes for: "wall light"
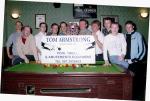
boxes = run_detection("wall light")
[11,12,20,19]
[140,9,149,18]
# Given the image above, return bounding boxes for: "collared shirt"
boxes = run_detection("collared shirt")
[35,32,47,51]
[47,32,57,36]
[103,33,127,60]
[59,32,65,36]
[92,30,104,55]
[102,28,111,36]
[6,32,21,55]
[78,29,92,35]
[59,32,69,36]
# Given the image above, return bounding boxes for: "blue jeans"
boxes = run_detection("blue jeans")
[109,55,129,68]
[12,55,35,65]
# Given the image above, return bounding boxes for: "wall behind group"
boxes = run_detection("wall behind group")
[3,1,149,46]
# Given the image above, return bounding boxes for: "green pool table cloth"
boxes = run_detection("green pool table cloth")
[5,61,125,74]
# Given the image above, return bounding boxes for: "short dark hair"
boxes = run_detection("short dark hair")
[79,19,89,28]
[111,22,119,27]
[103,17,113,22]
[125,20,134,26]
[50,23,59,35]
[60,21,67,27]
[125,20,137,30]
[51,23,59,28]
[15,21,23,26]
[21,25,32,34]
[91,20,101,27]
[39,22,48,32]
[111,22,122,32]
[39,22,47,27]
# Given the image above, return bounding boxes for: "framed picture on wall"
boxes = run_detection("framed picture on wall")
[35,14,46,29]
[73,4,97,18]
[101,15,119,30]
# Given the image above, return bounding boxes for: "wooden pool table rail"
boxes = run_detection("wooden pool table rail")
[1,70,133,100]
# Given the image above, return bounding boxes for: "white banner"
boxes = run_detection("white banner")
[40,35,95,64]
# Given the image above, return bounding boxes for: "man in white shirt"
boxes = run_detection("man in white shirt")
[103,22,129,68]
[91,20,104,61]
[35,22,47,61]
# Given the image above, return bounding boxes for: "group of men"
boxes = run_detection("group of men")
[6,17,146,69]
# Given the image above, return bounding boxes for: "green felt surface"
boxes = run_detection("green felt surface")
[5,61,125,74]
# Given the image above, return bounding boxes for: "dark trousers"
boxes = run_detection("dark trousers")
[12,55,35,65]
[96,54,103,61]
[128,61,147,100]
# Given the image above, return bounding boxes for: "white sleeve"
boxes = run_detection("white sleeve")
[99,32,104,44]
[30,35,39,61]
[35,35,41,50]
[103,37,108,60]
[121,34,127,55]
[35,35,39,46]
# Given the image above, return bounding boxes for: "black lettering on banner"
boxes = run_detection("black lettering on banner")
[46,37,57,42]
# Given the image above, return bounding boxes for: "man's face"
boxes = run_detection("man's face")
[51,25,58,34]
[91,23,100,33]
[125,24,134,33]
[16,22,22,31]
[60,23,67,32]
[79,21,87,30]
[104,20,111,29]
[111,24,119,34]
[40,24,46,32]
[22,27,31,37]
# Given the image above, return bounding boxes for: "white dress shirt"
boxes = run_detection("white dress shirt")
[35,32,47,60]
[92,30,104,55]
[103,33,127,60]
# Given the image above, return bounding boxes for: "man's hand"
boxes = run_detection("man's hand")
[92,33,103,50]
[24,58,29,63]
[103,60,111,67]
[127,59,133,64]
[93,34,98,41]
[36,60,41,64]
[118,54,125,61]
[8,54,13,59]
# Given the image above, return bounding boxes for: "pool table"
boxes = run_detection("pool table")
[1,61,133,100]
